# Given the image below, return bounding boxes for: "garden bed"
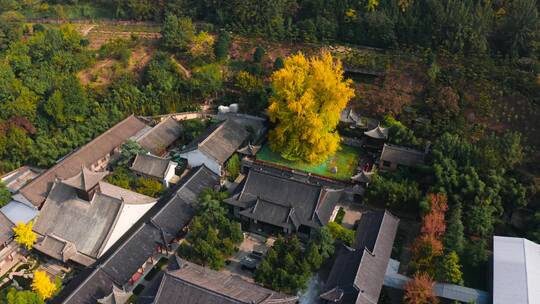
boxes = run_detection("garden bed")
[256,144,363,181]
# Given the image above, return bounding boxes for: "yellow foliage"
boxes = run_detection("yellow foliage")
[32,271,57,300]
[267,52,355,164]
[12,221,37,250]
[345,9,357,21]
[366,0,379,12]
[190,31,215,58]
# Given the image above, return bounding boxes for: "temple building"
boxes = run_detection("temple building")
[33,167,156,266]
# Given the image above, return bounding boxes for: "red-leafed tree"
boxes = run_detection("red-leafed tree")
[403,272,439,304]
[411,235,443,275]
[421,193,448,238]
[411,193,448,274]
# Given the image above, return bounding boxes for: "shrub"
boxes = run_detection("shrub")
[135,177,164,198]
[226,154,241,181]
[334,207,346,224]
[327,222,354,246]
[253,47,266,63]
[0,181,11,207]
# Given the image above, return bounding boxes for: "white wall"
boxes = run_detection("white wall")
[99,200,156,256]
[163,162,177,187]
[180,149,221,176]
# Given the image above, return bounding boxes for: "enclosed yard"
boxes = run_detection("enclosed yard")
[256,144,364,181]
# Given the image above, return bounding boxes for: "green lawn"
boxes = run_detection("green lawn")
[256,144,362,181]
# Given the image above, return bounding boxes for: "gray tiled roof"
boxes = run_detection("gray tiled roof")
[130,154,174,180]
[151,165,219,240]
[100,223,162,283]
[63,268,117,304]
[34,177,155,260]
[62,167,108,191]
[154,258,298,304]
[380,144,425,167]
[183,119,249,165]
[97,285,132,304]
[34,182,123,259]
[137,117,182,156]
[57,166,220,304]
[224,168,342,230]
[0,212,14,244]
[19,115,148,207]
[322,210,399,304]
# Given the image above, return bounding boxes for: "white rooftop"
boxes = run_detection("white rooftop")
[1,200,38,224]
[493,236,540,304]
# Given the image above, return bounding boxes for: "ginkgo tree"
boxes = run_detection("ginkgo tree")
[32,271,57,300]
[13,222,37,250]
[267,52,355,164]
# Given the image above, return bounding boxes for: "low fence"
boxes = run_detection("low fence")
[25,18,161,26]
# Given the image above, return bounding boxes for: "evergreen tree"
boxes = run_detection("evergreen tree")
[444,202,464,255]
[161,14,195,52]
[214,30,231,60]
[437,251,464,285]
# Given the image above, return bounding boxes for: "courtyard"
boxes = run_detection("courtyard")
[256,144,367,181]
[222,233,274,282]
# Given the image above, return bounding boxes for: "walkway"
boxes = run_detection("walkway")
[384,259,491,304]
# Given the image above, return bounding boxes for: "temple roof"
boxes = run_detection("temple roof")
[364,125,389,140]
[137,116,182,156]
[181,119,249,165]
[34,170,156,262]
[130,154,175,180]
[224,168,342,229]
[62,167,108,192]
[19,115,148,207]
[322,210,399,304]
[351,170,374,183]
[380,144,425,167]
[96,285,132,304]
[154,258,298,304]
[237,143,261,156]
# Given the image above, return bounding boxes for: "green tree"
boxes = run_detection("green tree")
[0,181,11,207]
[463,239,489,267]
[161,14,195,52]
[116,140,148,168]
[311,226,335,259]
[254,235,312,294]
[495,0,539,57]
[0,11,24,50]
[135,177,164,197]
[273,57,284,70]
[327,221,354,246]
[253,47,265,63]
[190,63,223,98]
[178,189,243,270]
[365,173,422,212]
[105,166,133,190]
[444,203,464,255]
[214,30,231,60]
[437,251,463,285]
[226,154,241,181]
[0,288,43,304]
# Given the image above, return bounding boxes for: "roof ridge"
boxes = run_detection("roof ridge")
[136,116,174,142]
[168,260,294,304]
[522,238,530,303]
[96,198,126,257]
[198,120,226,149]
[19,115,146,205]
